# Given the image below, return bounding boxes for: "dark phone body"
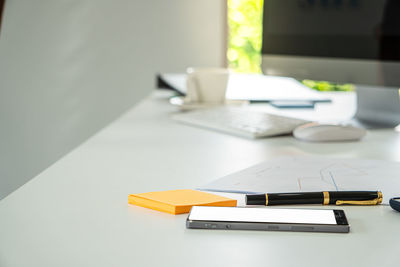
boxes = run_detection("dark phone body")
[186,206,349,233]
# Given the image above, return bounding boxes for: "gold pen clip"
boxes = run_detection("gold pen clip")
[335,192,383,205]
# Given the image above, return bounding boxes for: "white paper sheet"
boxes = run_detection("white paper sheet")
[198,156,400,204]
[161,73,330,101]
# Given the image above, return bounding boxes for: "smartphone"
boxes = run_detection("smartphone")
[186,206,349,233]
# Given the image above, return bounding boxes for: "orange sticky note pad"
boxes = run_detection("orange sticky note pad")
[128,189,237,214]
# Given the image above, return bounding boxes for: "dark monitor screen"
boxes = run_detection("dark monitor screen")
[0,0,5,33]
[262,0,400,61]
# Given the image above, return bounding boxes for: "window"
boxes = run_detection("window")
[227,0,263,73]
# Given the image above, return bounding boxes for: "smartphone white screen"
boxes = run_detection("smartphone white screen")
[189,206,337,225]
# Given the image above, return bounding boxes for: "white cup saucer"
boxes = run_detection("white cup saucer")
[169,96,247,111]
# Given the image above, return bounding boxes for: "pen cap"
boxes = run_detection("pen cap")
[246,194,266,205]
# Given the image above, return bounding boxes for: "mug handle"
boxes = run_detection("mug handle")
[186,74,199,103]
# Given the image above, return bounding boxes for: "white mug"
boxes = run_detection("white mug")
[185,67,230,104]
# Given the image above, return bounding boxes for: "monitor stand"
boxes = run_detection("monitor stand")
[352,85,400,129]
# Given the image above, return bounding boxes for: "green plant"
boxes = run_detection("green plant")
[302,80,355,92]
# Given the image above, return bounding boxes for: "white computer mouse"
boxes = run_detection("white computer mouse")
[293,122,367,142]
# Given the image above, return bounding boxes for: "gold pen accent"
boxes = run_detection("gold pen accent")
[265,193,269,206]
[378,191,383,203]
[336,191,383,205]
[323,191,330,205]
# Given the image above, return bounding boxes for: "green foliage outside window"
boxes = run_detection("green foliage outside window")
[227,0,263,74]
[227,0,353,91]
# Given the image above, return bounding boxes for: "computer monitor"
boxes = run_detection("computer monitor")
[261,0,400,127]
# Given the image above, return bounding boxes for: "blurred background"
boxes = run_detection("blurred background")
[0,0,354,200]
[227,0,353,91]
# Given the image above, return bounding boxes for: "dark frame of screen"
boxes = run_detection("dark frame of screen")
[0,0,5,33]
[262,0,400,61]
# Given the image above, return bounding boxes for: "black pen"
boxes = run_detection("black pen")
[246,191,383,206]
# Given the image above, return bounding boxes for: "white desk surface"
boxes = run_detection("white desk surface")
[1,90,400,267]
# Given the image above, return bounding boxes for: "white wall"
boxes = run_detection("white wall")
[0,0,226,199]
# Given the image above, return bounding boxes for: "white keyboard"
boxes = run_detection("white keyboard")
[172,106,310,138]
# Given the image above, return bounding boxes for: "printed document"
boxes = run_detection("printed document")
[198,156,400,204]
